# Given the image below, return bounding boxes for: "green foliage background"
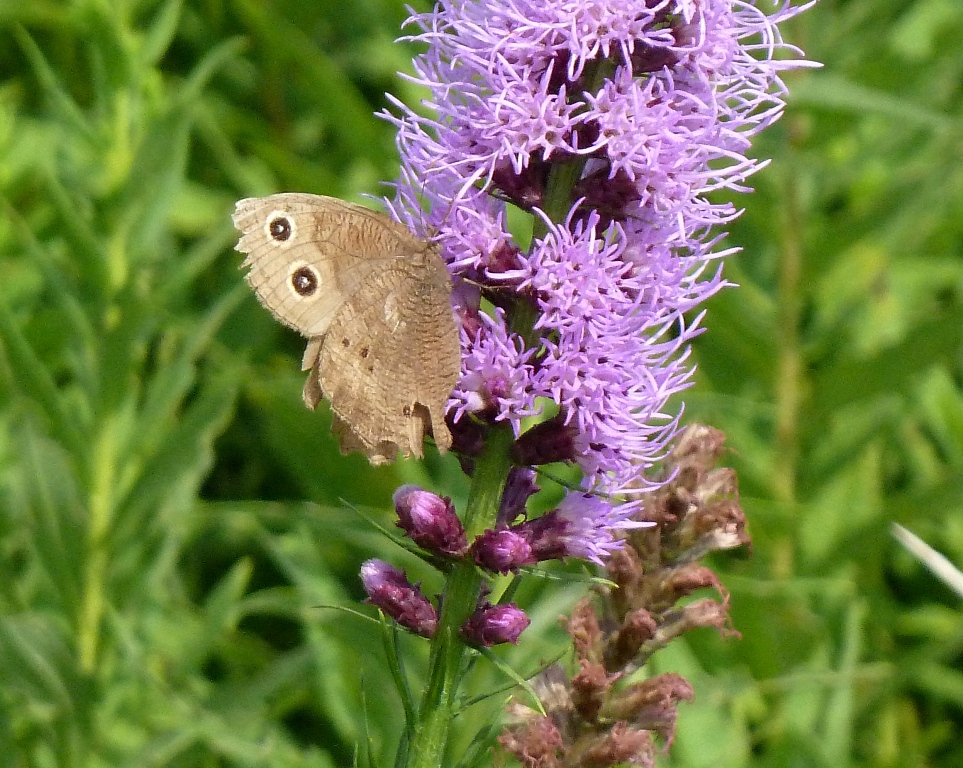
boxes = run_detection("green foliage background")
[0,0,960,766]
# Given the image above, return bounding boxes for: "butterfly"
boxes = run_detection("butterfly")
[233,193,460,464]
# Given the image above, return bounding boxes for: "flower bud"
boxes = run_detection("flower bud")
[393,485,467,557]
[511,412,579,465]
[359,559,438,638]
[446,412,486,473]
[460,600,530,646]
[497,467,539,526]
[521,493,651,566]
[471,527,535,574]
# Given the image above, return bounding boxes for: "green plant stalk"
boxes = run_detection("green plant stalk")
[772,118,805,580]
[405,61,603,765]
[407,423,515,768]
[532,57,608,236]
[79,413,119,672]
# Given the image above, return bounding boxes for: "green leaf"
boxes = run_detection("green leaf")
[111,366,239,581]
[232,0,386,160]
[13,25,97,144]
[810,308,963,412]
[13,428,87,613]
[0,613,80,714]
[791,73,954,132]
[380,618,417,742]
[0,194,98,368]
[40,169,109,306]
[474,647,545,717]
[125,284,246,476]
[139,0,183,68]
[0,299,87,459]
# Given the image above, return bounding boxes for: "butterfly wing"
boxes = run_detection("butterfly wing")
[232,193,424,338]
[314,250,460,463]
[234,192,460,463]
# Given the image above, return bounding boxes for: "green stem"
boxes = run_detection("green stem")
[79,414,118,673]
[534,157,587,239]
[532,56,611,240]
[773,116,805,580]
[405,55,614,768]
[407,424,515,768]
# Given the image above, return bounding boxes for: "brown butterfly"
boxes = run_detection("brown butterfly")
[232,193,460,465]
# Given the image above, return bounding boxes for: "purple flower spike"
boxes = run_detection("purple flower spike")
[393,485,468,557]
[383,0,815,502]
[360,559,439,638]
[472,527,536,574]
[461,601,531,647]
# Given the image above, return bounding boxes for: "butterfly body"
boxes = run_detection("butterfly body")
[232,193,460,464]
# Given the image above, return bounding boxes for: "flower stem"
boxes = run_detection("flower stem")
[408,59,611,767]
[79,414,118,673]
[408,56,609,761]
[533,61,612,242]
[407,423,515,768]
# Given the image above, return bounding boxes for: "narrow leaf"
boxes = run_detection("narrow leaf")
[13,25,97,143]
[379,617,417,739]
[0,299,87,458]
[474,647,546,717]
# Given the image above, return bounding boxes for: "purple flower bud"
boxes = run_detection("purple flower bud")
[510,412,579,466]
[393,485,468,557]
[497,467,540,526]
[521,492,651,566]
[520,510,569,563]
[452,280,483,339]
[484,242,527,281]
[491,163,545,211]
[471,527,535,574]
[461,601,530,647]
[360,559,438,638]
[446,412,487,472]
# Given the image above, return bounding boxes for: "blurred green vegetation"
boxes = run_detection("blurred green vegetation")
[0,0,960,766]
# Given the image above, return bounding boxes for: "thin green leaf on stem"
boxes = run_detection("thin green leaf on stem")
[379,616,418,743]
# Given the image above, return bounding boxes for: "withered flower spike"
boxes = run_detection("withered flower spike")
[658,564,726,603]
[501,424,753,762]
